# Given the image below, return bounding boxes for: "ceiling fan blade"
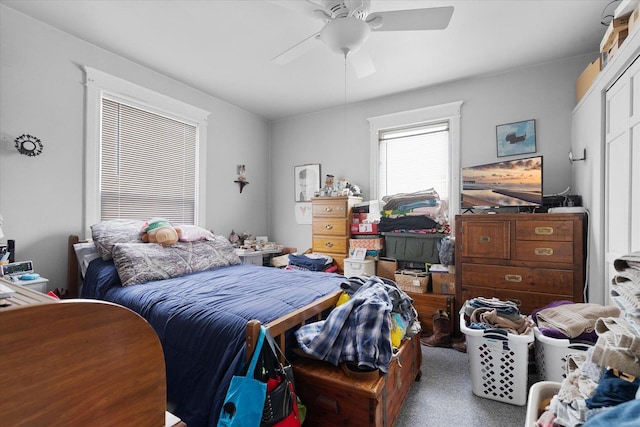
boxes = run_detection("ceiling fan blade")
[271,32,321,65]
[349,47,375,78]
[266,0,331,20]
[368,6,454,31]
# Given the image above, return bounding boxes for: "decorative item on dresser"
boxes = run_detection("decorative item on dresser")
[312,196,362,274]
[454,213,586,333]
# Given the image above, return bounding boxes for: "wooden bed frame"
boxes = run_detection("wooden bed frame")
[65,234,421,425]
[0,295,168,426]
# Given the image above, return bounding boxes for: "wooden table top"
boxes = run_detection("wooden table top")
[0,277,57,309]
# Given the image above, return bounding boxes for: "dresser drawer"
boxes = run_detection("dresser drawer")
[460,263,574,295]
[312,236,348,254]
[461,220,510,259]
[312,200,350,218]
[312,219,348,236]
[514,241,574,263]
[516,220,574,242]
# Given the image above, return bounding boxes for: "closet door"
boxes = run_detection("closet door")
[605,56,640,304]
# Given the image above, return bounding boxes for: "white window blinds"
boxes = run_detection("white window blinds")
[101,97,197,223]
[378,121,449,200]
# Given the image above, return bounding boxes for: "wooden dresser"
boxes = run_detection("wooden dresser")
[454,213,586,322]
[312,196,362,274]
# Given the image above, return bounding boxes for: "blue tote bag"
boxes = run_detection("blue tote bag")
[218,327,267,427]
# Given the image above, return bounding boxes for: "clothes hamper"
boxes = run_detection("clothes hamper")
[460,313,534,406]
[533,327,593,382]
[525,381,561,426]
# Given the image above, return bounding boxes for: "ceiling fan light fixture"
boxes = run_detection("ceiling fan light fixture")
[319,17,371,55]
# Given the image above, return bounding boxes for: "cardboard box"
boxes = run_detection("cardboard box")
[607,29,629,60]
[376,257,397,280]
[600,13,631,52]
[576,57,601,103]
[431,272,456,295]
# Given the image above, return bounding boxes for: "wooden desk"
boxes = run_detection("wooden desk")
[0,278,57,308]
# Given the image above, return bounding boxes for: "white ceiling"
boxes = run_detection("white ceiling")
[1,0,615,121]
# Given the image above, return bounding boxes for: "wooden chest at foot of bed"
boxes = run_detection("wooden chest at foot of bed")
[292,334,422,427]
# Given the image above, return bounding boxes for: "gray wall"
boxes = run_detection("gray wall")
[269,54,595,254]
[0,6,271,290]
[1,5,597,296]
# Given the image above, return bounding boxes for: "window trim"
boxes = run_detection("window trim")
[84,66,210,236]
[367,101,463,228]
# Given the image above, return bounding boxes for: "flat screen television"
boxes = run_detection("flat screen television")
[461,155,543,209]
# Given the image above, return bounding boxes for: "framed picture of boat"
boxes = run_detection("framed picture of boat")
[496,119,536,157]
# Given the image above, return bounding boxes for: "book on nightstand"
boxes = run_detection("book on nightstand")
[0,283,16,299]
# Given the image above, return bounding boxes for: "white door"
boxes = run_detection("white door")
[605,56,640,304]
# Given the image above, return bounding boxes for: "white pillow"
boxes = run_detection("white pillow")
[73,242,101,278]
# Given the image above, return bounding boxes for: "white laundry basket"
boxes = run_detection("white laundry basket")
[460,312,534,406]
[533,327,593,382]
[524,381,561,427]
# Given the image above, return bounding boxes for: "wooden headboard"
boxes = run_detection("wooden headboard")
[0,299,167,426]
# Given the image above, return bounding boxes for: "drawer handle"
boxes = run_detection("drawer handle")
[534,247,554,256]
[479,236,491,243]
[324,224,333,230]
[534,226,554,235]
[505,274,522,282]
[324,207,333,212]
[324,242,334,248]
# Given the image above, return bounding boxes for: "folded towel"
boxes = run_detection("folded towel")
[536,303,621,339]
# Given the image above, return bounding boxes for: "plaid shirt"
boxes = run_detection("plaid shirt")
[294,278,393,373]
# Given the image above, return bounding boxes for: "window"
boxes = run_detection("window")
[84,67,209,235]
[101,98,197,222]
[378,122,449,198]
[368,101,462,222]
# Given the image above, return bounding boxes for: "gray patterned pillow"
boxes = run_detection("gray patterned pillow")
[91,219,145,260]
[112,236,241,286]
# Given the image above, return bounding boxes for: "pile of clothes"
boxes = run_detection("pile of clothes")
[462,297,533,335]
[294,276,420,374]
[531,251,640,427]
[378,189,450,234]
[284,253,337,273]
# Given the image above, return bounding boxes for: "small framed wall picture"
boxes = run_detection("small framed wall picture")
[294,164,321,202]
[496,119,536,157]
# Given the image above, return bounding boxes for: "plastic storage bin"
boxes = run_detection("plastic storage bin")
[533,327,593,382]
[460,312,534,406]
[524,381,561,427]
[343,258,375,277]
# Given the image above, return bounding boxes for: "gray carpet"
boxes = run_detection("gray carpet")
[395,343,531,426]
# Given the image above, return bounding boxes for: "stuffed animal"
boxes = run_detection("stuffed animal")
[141,218,181,246]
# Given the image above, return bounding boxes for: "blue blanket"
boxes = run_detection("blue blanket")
[82,259,344,427]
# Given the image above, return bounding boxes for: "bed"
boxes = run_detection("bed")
[67,229,347,427]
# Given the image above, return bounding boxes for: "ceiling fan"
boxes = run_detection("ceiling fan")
[269,0,454,78]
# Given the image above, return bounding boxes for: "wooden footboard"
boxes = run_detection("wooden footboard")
[246,290,342,364]
[0,299,166,425]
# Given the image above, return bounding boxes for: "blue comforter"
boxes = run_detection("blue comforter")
[82,259,344,427]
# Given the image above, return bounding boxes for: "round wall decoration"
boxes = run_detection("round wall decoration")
[14,134,44,157]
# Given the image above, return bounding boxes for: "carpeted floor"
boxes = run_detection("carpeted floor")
[395,343,532,426]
